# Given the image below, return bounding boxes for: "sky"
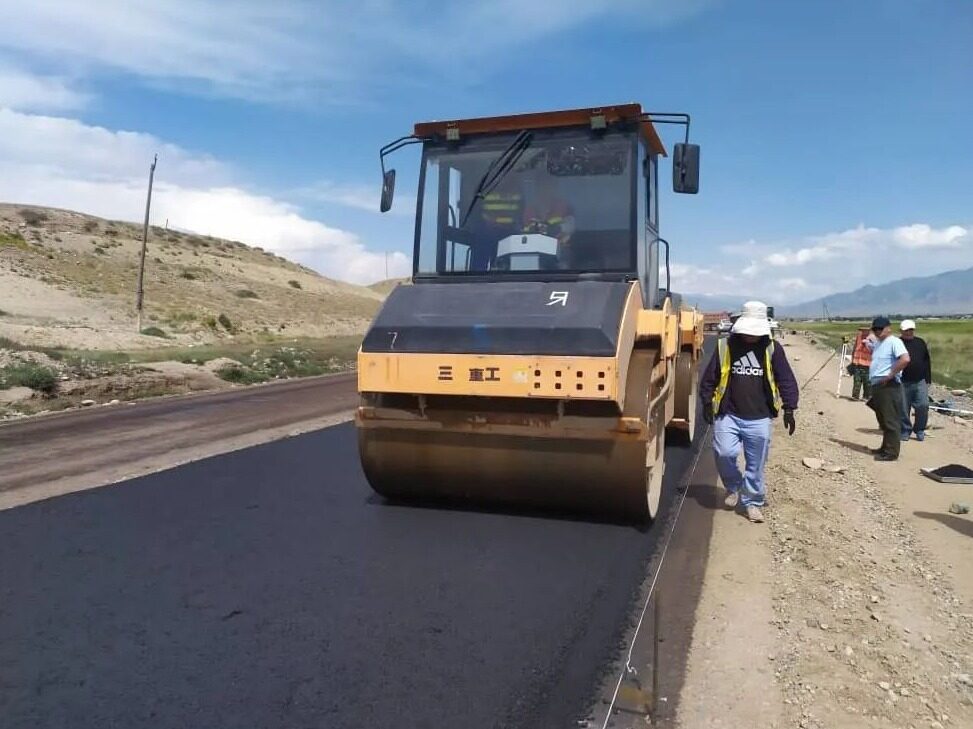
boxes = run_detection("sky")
[0,0,970,302]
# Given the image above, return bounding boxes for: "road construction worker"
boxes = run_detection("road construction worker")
[866,316,910,461]
[466,175,523,271]
[849,327,873,400]
[699,301,799,523]
[521,173,576,248]
[898,319,931,442]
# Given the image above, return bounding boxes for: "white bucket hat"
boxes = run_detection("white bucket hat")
[900,319,916,331]
[731,300,772,337]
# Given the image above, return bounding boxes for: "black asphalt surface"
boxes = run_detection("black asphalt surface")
[1,422,705,729]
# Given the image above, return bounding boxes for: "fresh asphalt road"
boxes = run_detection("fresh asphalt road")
[0,410,710,729]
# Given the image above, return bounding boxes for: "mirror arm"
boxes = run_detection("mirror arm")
[641,113,691,144]
[379,135,428,177]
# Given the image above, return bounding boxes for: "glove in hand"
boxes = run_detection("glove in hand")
[702,408,714,426]
[783,410,796,435]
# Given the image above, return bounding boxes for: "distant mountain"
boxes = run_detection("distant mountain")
[781,266,973,318]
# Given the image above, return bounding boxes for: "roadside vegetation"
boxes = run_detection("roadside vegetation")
[793,319,973,390]
[0,335,360,419]
[0,361,59,394]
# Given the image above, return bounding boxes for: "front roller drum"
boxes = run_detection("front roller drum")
[359,425,662,523]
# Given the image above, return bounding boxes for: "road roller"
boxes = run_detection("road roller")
[356,104,704,521]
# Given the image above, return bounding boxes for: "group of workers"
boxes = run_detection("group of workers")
[847,317,932,461]
[699,304,934,525]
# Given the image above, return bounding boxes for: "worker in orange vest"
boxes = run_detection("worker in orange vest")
[849,327,873,400]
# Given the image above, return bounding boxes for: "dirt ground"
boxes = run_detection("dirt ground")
[677,334,973,729]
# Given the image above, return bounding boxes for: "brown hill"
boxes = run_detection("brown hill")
[0,203,383,350]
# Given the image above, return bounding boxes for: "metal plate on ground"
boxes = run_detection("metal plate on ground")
[920,464,973,484]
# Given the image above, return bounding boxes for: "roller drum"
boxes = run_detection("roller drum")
[359,425,654,521]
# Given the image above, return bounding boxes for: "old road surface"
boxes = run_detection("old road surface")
[0,372,359,506]
[0,363,719,729]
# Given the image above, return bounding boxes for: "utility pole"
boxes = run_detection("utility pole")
[385,251,389,280]
[135,154,158,332]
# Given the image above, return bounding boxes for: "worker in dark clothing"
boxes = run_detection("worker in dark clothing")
[699,301,799,524]
[898,319,932,442]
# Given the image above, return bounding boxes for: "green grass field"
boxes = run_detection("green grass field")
[792,319,973,391]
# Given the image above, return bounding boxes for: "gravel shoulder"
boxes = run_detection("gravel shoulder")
[676,334,973,729]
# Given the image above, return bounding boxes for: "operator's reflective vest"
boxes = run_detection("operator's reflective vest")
[523,200,572,228]
[481,191,522,225]
[712,338,782,416]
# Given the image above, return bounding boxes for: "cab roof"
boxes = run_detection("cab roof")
[413,103,667,156]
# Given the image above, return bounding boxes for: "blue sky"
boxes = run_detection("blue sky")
[0,0,970,301]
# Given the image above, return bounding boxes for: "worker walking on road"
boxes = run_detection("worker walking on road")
[865,316,910,461]
[700,301,799,524]
[898,319,932,442]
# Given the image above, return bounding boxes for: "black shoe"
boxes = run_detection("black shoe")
[869,448,883,455]
[874,453,898,461]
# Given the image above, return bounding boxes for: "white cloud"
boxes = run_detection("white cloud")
[0,1,711,102]
[296,181,416,217]
[0,107,409,284]
[690,222,972,304]
[0,65,89,111]
[892,223,967,249]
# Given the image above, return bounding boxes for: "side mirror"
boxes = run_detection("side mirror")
[380,169,396,212]
[672,143,700,194]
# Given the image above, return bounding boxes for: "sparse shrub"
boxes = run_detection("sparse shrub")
[216,365,267,385]
[179,270,198,280]
[18,208,47,227]
[167,234,179,243]
[168,311,197,324]
[235,289,259,299]
[217,313,235,332]
[202,315,218,331]
[82,220,98,233]
[288,279,302,289]
[153,257,162,263]
[0,308,7,315]
[0,231,29,251]
[104,228,118,237]
[94,247,108,255]
[140,326,168,338]
[54,236,62,242]
[1,362,58,394]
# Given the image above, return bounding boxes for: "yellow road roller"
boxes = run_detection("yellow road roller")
[357,104,704,521]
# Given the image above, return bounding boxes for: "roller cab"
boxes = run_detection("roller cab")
[358,104,703,521]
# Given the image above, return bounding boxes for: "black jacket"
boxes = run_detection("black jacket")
[901,337,931,384]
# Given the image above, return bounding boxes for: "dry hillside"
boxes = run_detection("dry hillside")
[368,278,409,297]
[0,203,383,350]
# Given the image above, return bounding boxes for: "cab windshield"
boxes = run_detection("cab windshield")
[414,128,636,277]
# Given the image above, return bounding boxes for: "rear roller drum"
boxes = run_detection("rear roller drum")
[668,350,698,447]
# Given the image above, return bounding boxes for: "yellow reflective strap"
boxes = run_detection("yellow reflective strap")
[713,337,730,415]
[765,342,782,411]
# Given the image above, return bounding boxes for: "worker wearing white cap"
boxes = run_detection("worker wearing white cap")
[898,319,932,441]
[699,301,799,523]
